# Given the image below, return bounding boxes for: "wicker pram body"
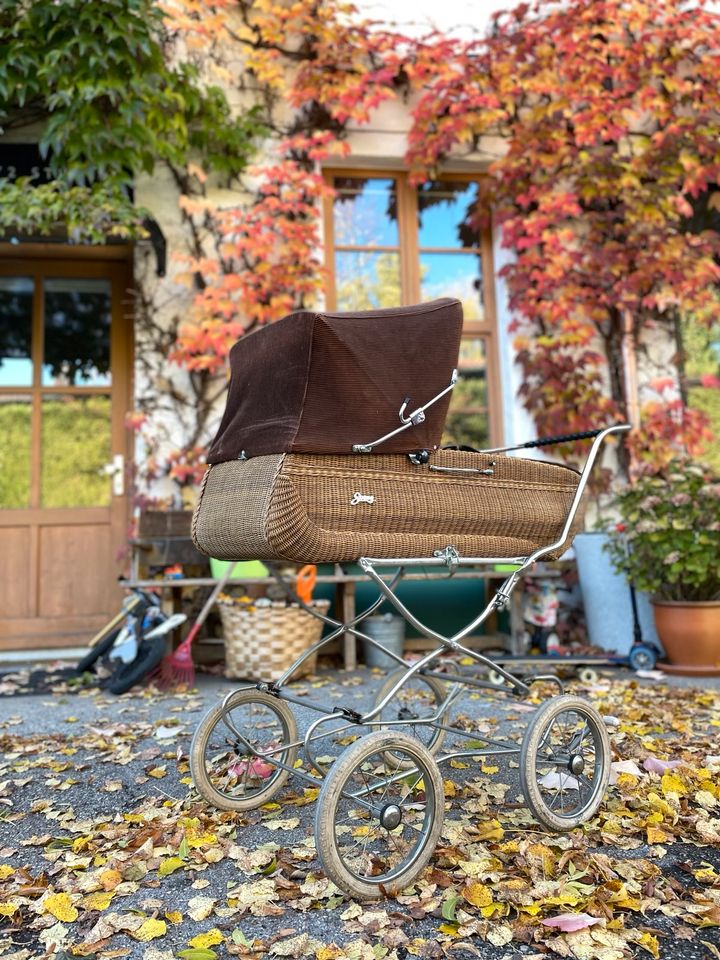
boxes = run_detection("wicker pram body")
[192,448,583,563]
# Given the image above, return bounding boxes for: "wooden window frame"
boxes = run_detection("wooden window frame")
[322,169,503,445]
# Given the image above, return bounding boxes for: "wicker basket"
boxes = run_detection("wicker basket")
[219,600,330,682]
[193,448,584,564]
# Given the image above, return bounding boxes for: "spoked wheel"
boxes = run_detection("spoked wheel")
[373,669,447,765]
[520,695,611,831]
[315,730,444,900]
[190,689,299,811]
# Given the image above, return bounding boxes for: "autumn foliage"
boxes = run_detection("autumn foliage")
[162,0,720,486]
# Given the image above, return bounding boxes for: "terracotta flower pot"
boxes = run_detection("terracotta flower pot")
[652,599,720,673]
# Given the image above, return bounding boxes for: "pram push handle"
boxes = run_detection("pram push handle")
[481,426,617,456]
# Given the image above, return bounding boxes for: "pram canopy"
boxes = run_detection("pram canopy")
[207,298,463,462]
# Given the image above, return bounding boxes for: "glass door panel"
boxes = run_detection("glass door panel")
[0,276,34,387]
[420,252,484,320]
[0,395,31,508]
[41,395,112,508]
[443,337,489,450]
[333,177,399,246]
[417,180,481,248]
[42,277,112,386]
[334,251,402,310]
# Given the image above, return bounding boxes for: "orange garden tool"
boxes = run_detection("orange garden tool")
[295,564,317,605]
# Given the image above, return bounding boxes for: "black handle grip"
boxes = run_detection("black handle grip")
[521,428,604,449]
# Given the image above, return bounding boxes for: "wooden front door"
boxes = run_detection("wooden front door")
[0,254,132,650]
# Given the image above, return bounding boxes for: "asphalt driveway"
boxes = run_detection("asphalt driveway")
[0,665,718,960]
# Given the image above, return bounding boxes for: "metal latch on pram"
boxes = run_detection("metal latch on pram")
[352,369,459,454]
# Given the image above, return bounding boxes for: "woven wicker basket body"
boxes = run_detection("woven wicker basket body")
[219,600,330,682]
[193,450,584,564]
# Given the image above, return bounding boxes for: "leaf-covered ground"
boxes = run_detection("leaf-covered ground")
[0,668,718,960]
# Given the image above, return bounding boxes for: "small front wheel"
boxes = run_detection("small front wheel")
[520,695,611,832]
[190,689,298,811]
[315,731,444,900]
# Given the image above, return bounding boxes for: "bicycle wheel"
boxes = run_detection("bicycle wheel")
[315,730,444,900]
[76,626,122,674]
[373,668,447,764]
[520,695,611,831]
[106,634,166,695]
[190,689,299,811]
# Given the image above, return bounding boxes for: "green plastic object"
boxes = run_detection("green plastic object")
[209,557,268,580]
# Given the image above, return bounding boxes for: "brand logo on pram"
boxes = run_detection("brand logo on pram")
[350,492,375,506]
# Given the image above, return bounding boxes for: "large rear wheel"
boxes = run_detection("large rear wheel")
[315,730,444,900]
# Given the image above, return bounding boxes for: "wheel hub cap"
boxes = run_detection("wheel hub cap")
[380,803,402,830]
[569,754,585,775]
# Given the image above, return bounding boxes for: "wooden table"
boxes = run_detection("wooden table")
[125,564,530,670]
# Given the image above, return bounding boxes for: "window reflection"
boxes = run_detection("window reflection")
[417,181,481,249]
[41,395,111,507]
[0,277,33,387]
[420,252,484,321]
[335,251,401,310]
[0,395,31,508]
[43,278,111,386]
[443,338,489,450]
[333,177,399,247]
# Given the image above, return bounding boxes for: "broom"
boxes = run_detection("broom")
[155,567,233,689]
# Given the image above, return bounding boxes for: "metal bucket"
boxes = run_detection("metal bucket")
[361,614,406,670]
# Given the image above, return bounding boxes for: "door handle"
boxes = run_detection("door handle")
[100,454,125,497]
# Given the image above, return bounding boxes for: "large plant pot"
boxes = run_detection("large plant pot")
[574,532,660,655]
[653,600,720,675]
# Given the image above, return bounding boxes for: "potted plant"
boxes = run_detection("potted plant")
[604,457,720,674]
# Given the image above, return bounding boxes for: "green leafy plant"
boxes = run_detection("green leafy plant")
[605,459,720,602]
[0,0,264,240]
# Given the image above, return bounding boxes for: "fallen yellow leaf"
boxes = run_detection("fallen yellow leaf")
[99,868,123,891]
[44,892,78,922]
[463,882,493,908]
[661,772,687,796]
[189,929,225,949]
[133,918,167,942]
[82,891,114,911]
[636,931,659,958]
[159,857,185,876]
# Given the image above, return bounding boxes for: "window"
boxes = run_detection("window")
[324,172,500,448]
[0,269,114,509]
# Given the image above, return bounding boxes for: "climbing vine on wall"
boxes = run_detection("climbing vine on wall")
[165,0,720,488]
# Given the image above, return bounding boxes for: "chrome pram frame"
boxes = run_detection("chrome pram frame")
[189,424,630,900]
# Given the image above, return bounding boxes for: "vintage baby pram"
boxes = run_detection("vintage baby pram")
[190,298,629,899]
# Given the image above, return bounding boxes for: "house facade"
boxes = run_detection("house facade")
[0,98,529,651]
[3,1,711,652]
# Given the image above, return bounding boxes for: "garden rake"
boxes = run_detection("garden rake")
[155,567,233,689]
